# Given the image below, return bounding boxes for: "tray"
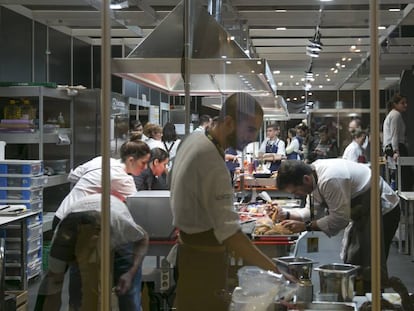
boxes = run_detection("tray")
[251,233,300,241]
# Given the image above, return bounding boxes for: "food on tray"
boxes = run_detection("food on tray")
[253,223,293,236]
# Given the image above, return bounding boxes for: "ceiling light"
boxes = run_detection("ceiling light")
[355,49,361,53]
[304,83,312,91]
[273,70,281,74]
[276,27,287,30]
[308,92,313,96]
[290,75,294,79]
[347,58,352,61]
[378,26,386,30]
[351,45,356,50]
[334,69,338,74]
[336,62,341,67]
[275,9,287,12]
[341,64,346,68]
[389,8,401,12]
[319,85,323,88]
[326,78,331,82]
[341,57,347,61]
[277,82,283,86]
[295,82,300,85]
[110,0,129,9]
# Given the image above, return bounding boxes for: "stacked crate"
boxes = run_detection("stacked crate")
[0,160,45,288]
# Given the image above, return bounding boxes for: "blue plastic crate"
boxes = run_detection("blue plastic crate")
[0,187,43,201]
[0,160,43,176]
[0,175,47,188]
[0,199,42,211]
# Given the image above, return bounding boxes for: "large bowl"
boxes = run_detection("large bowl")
[314,263,359,302]
[273,256,315,281]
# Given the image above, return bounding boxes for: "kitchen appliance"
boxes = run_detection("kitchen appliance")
[314,263,359,302]
[274,256,315,302]
[126,190,175,240]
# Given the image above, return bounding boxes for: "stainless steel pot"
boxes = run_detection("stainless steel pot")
[314,263,359,302]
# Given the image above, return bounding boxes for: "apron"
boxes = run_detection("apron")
[265,140,281,172]
[341,184,400,292]
[175,230,229,311]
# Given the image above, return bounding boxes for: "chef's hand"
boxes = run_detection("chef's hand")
[115,272,133,295]
[280,220,305,233]
[271,206,287,221]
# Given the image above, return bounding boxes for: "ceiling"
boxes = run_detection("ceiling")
[2,0,414,93]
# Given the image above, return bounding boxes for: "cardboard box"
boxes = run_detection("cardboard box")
[4,290,28,311]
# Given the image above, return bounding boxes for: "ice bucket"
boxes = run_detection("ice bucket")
[273,256,315,280]
[314,263,359,302]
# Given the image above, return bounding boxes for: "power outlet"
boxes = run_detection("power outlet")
[160,258,170,291]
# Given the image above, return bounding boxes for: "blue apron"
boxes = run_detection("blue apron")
[266,140,281,172]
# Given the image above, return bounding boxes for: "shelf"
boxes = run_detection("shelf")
[0,86,70,100]
[0,128,72,144]
[45,174,69,188]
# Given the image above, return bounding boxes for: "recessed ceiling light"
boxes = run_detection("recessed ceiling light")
[286,98,291,101]
[389,8,401,12]
[331,68,335,71]
[276,27,287,30]
[327,78,331,82]
[351,45,356,50]
[308,92,313,96]
[319,85,323,88]
[230,36,235,40]
[295,82,300,85]
[334,69,338,74]
[275,9,287,12]
[315,73,319,77]
[290,75,294,79]
[336,62,341,67]
[341,64,346,68]
[347,58,352,61]
[301,96,305,99]
[342,57,347,61]
[293,97,298,101]
[355,49,361,53]
[273,70,281,74]
[378,26,386,30]
[277,82,283,86]
[384,77,400,81]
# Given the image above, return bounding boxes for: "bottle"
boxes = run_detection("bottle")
[20,99,36,120]
[57,112,65,128]
[4,99,22,119]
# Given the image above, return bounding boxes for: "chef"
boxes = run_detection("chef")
[275,159,400,293]
[170,92,278,311]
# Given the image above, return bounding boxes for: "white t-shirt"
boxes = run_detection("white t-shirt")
[63,194,146,248]
[342,141,364,162]
[55,156,137,220]
[170,132,240,243]
[146,138,166,151]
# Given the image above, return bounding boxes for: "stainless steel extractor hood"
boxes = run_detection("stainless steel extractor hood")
[202,95,290,120]
[112,0,283,113]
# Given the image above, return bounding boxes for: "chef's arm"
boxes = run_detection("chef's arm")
[115,232,149,295]
[262,153,284,162]
[223,230,279,273]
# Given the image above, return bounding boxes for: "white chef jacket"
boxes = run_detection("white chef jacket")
[383,108,406,152]
[55,156,137,220]
[170,132,240,243]
[342,141,364,162]
[311,159,399,237]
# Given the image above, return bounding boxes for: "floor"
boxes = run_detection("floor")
[24,233,414,310]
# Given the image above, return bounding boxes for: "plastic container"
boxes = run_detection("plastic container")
[237,266,282,295]
[27,259,42,279]
[0,175,47,188]
[0,199,42,211]
[20,99,36,120]
[3,99,21,120]
[44,159,68,175]
[314,263,359,302]
[0,160,43,176]
[0,187,43,201]
[57,112,65,128]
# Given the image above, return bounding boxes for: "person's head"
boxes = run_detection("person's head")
[295,122,308,137]
[162,122,178,142]
[317,125,329,142]
[145,123,163,140]
[351,128,367,146]
[214,92,263,151]
[388,93,407,113]
[265,123,280,140]
[348,118,362,133]
[288,128,297,138]
[120,140,151,176]
[149,148,169,177]
[276,160,314,196]
[199,114,212,129]
[130,120,144,141]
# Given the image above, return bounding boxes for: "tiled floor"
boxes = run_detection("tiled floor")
[25,232,414,310]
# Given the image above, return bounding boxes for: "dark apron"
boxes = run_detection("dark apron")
[175,230,229,311]
[266,141,281,172]
[343,186,400,291]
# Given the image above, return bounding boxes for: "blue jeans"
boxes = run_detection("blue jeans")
[113,243,142,310]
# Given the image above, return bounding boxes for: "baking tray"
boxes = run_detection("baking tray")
[251,233,300,241]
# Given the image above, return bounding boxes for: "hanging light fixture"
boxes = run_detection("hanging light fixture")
[306,30,323,58]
